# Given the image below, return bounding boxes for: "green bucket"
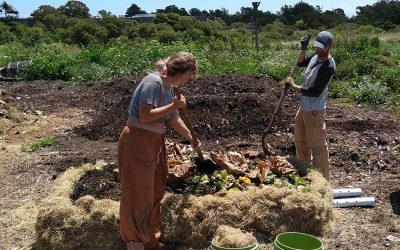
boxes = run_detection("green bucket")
[210,238,259,250]
[274,232,323,250]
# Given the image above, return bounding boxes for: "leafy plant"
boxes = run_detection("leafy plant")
[350,77,388,105]
[263,174,277,184]
[22,137,57,152]
[211,170,236,190]
[190,173,210,185]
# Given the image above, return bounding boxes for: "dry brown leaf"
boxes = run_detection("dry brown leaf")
[210,151,246,176]
[167,163,195,183]
[269,156,295,176]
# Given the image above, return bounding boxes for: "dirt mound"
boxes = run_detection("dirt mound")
[2,74,399,173]
[73,74,296,147]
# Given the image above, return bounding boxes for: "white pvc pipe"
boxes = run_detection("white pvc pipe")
[333,197,376,208]
[332,188,363,198]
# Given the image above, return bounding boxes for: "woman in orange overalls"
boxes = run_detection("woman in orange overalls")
[118,52,201,250]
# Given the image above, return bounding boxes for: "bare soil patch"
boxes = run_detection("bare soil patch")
[0,74,399,249]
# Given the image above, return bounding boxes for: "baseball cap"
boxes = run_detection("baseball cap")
[313,31,334,49]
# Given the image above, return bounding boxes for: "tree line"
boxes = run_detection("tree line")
[0,0,399,46]
[1,0,399,29]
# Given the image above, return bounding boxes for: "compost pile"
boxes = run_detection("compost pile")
[71,139,311,201]
[36,161,332,250]
[165,140,310,195]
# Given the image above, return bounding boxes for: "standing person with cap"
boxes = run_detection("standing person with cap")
[118,51,201,250]
[286,31,336,180]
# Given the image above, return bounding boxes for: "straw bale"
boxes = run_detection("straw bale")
[35,161,124,250]
[161,170,333,249]
[36,161,332,250]
[214,225,257,248]
[75,195,96,213]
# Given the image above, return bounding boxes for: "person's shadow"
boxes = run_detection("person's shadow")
[390,190,400,215]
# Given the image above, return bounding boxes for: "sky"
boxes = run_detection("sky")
[5,0,380,18]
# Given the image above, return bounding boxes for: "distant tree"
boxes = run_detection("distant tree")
[201,10,210,18]
[98,9,113,17]
[31,5,58,20]
[40,13,72,35]
[231,7,252,24]
[58,0,90,18]
[1,1,11,15]
[259,11,278,26]
[321,8,347,28]
[229,7,277,26]
[157,5,188,16]
[189,8,202,16]
[281,2,318,25]
[333,8,346,18]
[68,19,108,45]
[209,8,231,24]
[353,0,400,26]
[99,14,135,40]
[1,1,19,18]
[125,3,146,17]
[280,2,326,28]
[154,13,196,32]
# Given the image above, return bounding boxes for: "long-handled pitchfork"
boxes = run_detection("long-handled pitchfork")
[261,41,307,155]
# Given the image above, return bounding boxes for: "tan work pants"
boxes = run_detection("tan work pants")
[294,109,330,180]
[118,126,167,249]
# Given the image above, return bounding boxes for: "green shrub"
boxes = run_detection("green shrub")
[350,77,388,105]
[336,35,380,53]
[21,27,50,46]
[375,67,400,93]
[157,30,183,44]
[334,58,358,79]
[67,20,108,46]
[259,63,289,80]
[330,80,350,98]
[23,44,76,80]
[184,28,205,41]
[335,57,377,80]
[356,25,383,34]
[0,22,16,44]
[0,42,33,65]
[70,63,111,83]
[137,24,157,39]
[78,43,108,65]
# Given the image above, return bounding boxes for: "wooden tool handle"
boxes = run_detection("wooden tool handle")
[261,49,303,155]
[173,87,202,157]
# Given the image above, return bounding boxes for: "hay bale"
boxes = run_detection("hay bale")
[214,225,256,248]
[35,161,124,250]
[36,161,332,250]
[161,171,333,249]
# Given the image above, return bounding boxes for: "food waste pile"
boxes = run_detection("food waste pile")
[165,140,311,196]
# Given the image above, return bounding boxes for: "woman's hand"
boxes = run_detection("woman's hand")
[173,94,186,109]
[191,138,202,155]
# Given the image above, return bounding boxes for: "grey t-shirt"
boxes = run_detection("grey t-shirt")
[128,73,177,128]
[298,54,336,112]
